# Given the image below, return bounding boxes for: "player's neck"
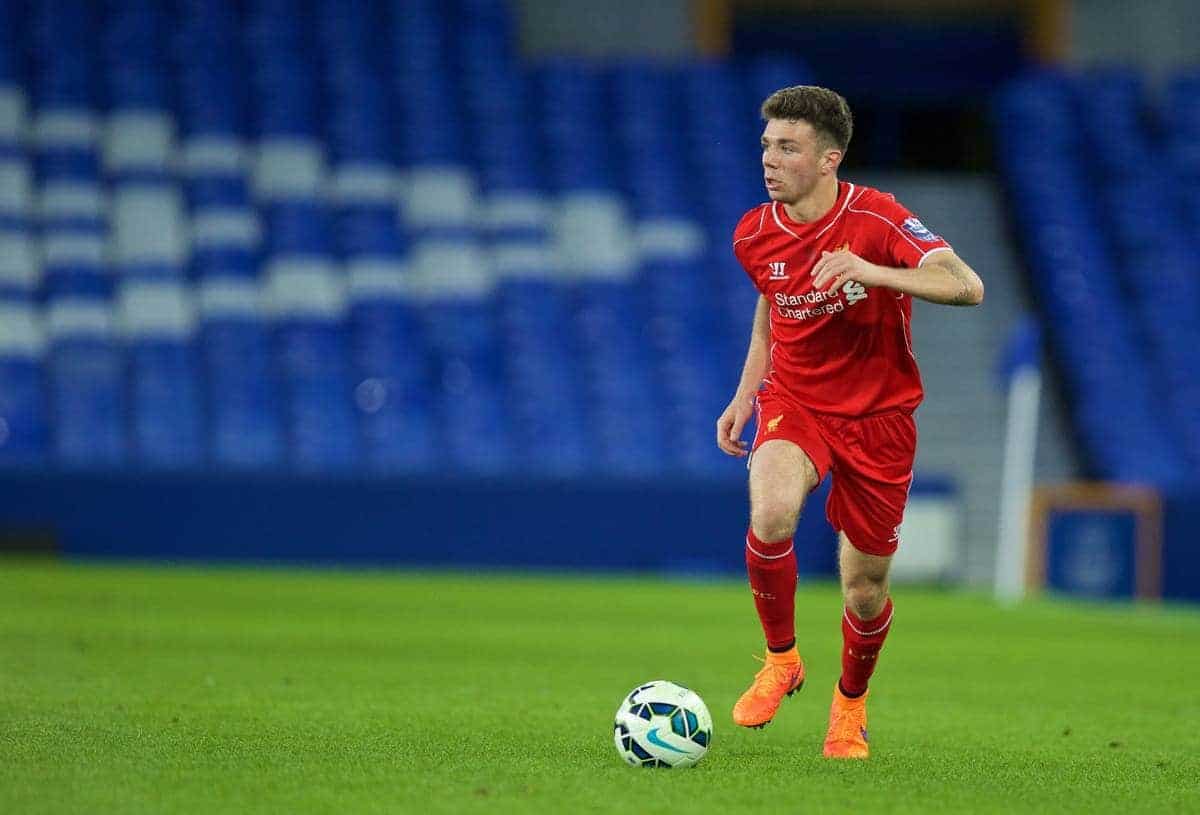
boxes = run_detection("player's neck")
[782,177,840,224]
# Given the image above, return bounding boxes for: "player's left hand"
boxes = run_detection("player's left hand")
[811,248,885,294]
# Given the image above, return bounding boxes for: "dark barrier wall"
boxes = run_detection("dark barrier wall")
[0,472,839,577]
[3,473,1196,600]
[1163,490,1200,602]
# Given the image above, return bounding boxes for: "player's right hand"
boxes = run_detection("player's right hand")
[716,393,755,457]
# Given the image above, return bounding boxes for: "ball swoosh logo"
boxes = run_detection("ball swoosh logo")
[645,728,689,754]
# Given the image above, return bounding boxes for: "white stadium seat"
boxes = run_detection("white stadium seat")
[484,192,552,233]
[254,138,326,200]
[181,136,248,176]
[111,184,189,266]
[0,230,40,291]
[45,298,114,340]
[490,243,555,281]
[104,111,176,174]
[411,239,493,299]
[42,230,107,267]
[265,257,347,318]
[330,163,399,205]
[117,280,197,339]
[34,109,98,150]
[636,218,707,260]
[347,258,414,301]
[0,159,33,217]
[0,302,45,357]
[0,85,28,144]
[197,277,265,320]
[404,164,477,228]
[554,192,638,280]
[39,181,107,221]
[191,207,262,250]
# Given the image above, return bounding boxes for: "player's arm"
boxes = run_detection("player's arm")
[811,249,984,307]
[716,295,770,457]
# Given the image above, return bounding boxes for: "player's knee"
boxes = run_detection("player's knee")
[750,500,799,544]
[842,576,888,620]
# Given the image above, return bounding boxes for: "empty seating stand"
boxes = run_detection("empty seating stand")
[0,0,821,482]
[995,69,1200,487]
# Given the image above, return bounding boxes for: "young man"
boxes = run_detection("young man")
[716,86,983,759]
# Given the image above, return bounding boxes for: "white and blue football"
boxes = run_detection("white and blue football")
[613,680,712,768]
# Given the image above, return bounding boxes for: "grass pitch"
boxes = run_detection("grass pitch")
[1,558,1198,814]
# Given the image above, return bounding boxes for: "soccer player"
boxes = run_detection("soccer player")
[716,86,984,759]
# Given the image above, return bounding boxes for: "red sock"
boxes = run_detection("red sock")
[839,598,894,696]
[744,528,797,651]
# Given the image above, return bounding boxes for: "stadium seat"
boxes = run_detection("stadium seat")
[0,0,838,483]
[995,69,1196,485]
[0,227,39,300]
[41,230,110,299]
[265,257,360,471]
[0,154,32,231]
[34,109,102,182]
[45,298,128,467]
[0,301,47,463]
[117,280,205,468]
[198,276,285,469]
[110,184,190,276]
[346,258,437,473]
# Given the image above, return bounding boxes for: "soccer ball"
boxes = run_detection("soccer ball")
[613,680,712,768]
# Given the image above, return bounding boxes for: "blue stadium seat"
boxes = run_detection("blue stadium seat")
[263,199,335,256]
[2,1,842,484]
[198,277,285,468]
[35,110,102,183]
[994,69,1196,485]
[266,257,360,471]
[40,229,108,299]
[0,302,48,464]
[45,298,128,467]
[0,226,38,299]
[1077,67,1146,178]
[345,260,437,473]
[118,281,205,468]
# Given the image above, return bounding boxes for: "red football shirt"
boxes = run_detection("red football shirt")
[732,180,952,416]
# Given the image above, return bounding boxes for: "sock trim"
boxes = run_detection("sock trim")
[745,534,794,561]
[843,605,893,638]
[838,680,866,699]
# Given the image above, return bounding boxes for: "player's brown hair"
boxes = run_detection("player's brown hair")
[760,85,853,152]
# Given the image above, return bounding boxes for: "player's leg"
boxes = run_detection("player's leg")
[747,438,820,651]
[823,535,894,759]
[838,532,894,696]
[733,434,825,728]
[820,411,914,758]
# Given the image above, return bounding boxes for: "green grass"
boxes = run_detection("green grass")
[1,558,1198,814]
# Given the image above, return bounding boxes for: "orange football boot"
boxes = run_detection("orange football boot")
[731,649,805,728]
[823,684,869,759]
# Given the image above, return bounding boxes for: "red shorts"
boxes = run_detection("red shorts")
[751,390,916,556]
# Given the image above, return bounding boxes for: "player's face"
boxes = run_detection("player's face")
[761,119,828,203]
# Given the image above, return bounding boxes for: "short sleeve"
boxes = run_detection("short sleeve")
[863,193,952,269]
[732,204,769,268]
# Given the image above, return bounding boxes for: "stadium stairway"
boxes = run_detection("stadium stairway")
[860,173,1079,584]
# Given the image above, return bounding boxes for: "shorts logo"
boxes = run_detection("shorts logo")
[902,217,940,242]
[766,414,784,433]
[768,261,788,280]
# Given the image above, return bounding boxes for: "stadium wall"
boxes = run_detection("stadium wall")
[0,472,965,580]
[0,471,833,576]
[5,471,1195,601]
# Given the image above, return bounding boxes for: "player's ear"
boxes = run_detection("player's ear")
[822,148,843,174]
